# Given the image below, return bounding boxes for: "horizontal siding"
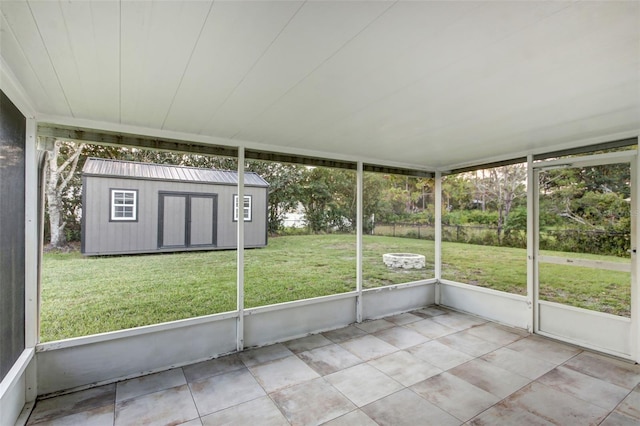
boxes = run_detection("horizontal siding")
[245,189,267,247]
[83,176,267,255]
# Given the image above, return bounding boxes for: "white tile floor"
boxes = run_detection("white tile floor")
[26,307,640,426]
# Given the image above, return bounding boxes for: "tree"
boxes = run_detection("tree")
[414,177,434,212]
[360,173,391,232]
[296,167,365,233]
[245,161,304,234]
[473,164,527,242]
[45,139,85,248]
[442,174,474,212]
[298,168,331,232]
[383,175,414,217]
[540,164,630,230]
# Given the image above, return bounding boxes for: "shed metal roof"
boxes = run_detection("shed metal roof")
[82,158,269,187]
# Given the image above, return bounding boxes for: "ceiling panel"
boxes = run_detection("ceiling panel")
[0,13,47,114]
[0,1,71,115]
[56,1,119,121]
[253,1,638,166]
[120,1,211,128]
[236,1,574,148]
[28,1,89,117]
[0,0,637,170]
[202,0,395,139]
[235,1,483,145]
[405,82,639,168]
[321,22,637,158]
[162,1,303,134]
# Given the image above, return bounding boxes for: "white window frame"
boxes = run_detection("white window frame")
[233,194,252,222]
[111,189,137,221]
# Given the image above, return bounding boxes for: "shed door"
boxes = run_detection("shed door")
[160,195,187,248]
[159,193,217,249]
[190,196,216,246]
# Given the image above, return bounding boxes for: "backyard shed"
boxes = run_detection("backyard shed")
[81,158,269,255]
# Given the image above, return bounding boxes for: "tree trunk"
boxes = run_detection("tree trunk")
[46,148,66,247]
[405,177,411,213]
[497,204,504,244]
[45,140,84,248]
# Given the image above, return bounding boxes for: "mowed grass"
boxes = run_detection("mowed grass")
[42,249,238,342]
[538,263,630,317]
[43,234,428,341]
[442,241,630,317]
[442,242,527,294]
[41,234,631,342]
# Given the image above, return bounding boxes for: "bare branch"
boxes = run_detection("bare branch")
[58,143,84,192]
[57,141,84,171]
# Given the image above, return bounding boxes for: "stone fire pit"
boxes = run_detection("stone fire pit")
[383,253,425,269]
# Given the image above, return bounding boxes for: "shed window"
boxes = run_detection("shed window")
[233,195,252,221]
[111,189,137,221]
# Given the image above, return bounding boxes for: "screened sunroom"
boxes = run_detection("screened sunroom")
[1,1,639,425]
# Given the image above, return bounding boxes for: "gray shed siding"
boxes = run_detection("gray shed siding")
[82,176,267,255]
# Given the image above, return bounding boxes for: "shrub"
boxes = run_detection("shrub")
[442,211,467,225]
[466,210,499,226]
[540,227,630,257]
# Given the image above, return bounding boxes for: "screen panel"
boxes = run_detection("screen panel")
[0,90,26,380]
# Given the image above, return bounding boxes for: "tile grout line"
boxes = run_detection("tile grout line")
[553,349,640,424]
[182,366,205,425]
[265,388,293,426]
[597,386,636,426]
[111,384,116,426]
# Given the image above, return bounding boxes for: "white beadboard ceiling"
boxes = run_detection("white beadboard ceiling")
[1,0,638,170]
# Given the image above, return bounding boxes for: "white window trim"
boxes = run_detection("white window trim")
[111,189,137,221]
[234,194,252,222]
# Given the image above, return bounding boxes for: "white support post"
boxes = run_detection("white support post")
[435,171,442,305]
[356,161,363,323]
[25,359,37,404]
[24,118,38,401]
[631,153,639,362]
[526,154,535,334]
[24,119,38,348]
[236,147,245,352]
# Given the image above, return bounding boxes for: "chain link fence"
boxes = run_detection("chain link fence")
[372,222,629,257]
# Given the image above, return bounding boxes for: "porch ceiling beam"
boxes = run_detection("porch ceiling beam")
[38,123,438,176]
[36,124,238,158]
[533,137,638,161]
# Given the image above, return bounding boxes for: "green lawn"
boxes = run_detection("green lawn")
[41,234,631,342]
[442,241,630,317]
[442,242,527,294]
